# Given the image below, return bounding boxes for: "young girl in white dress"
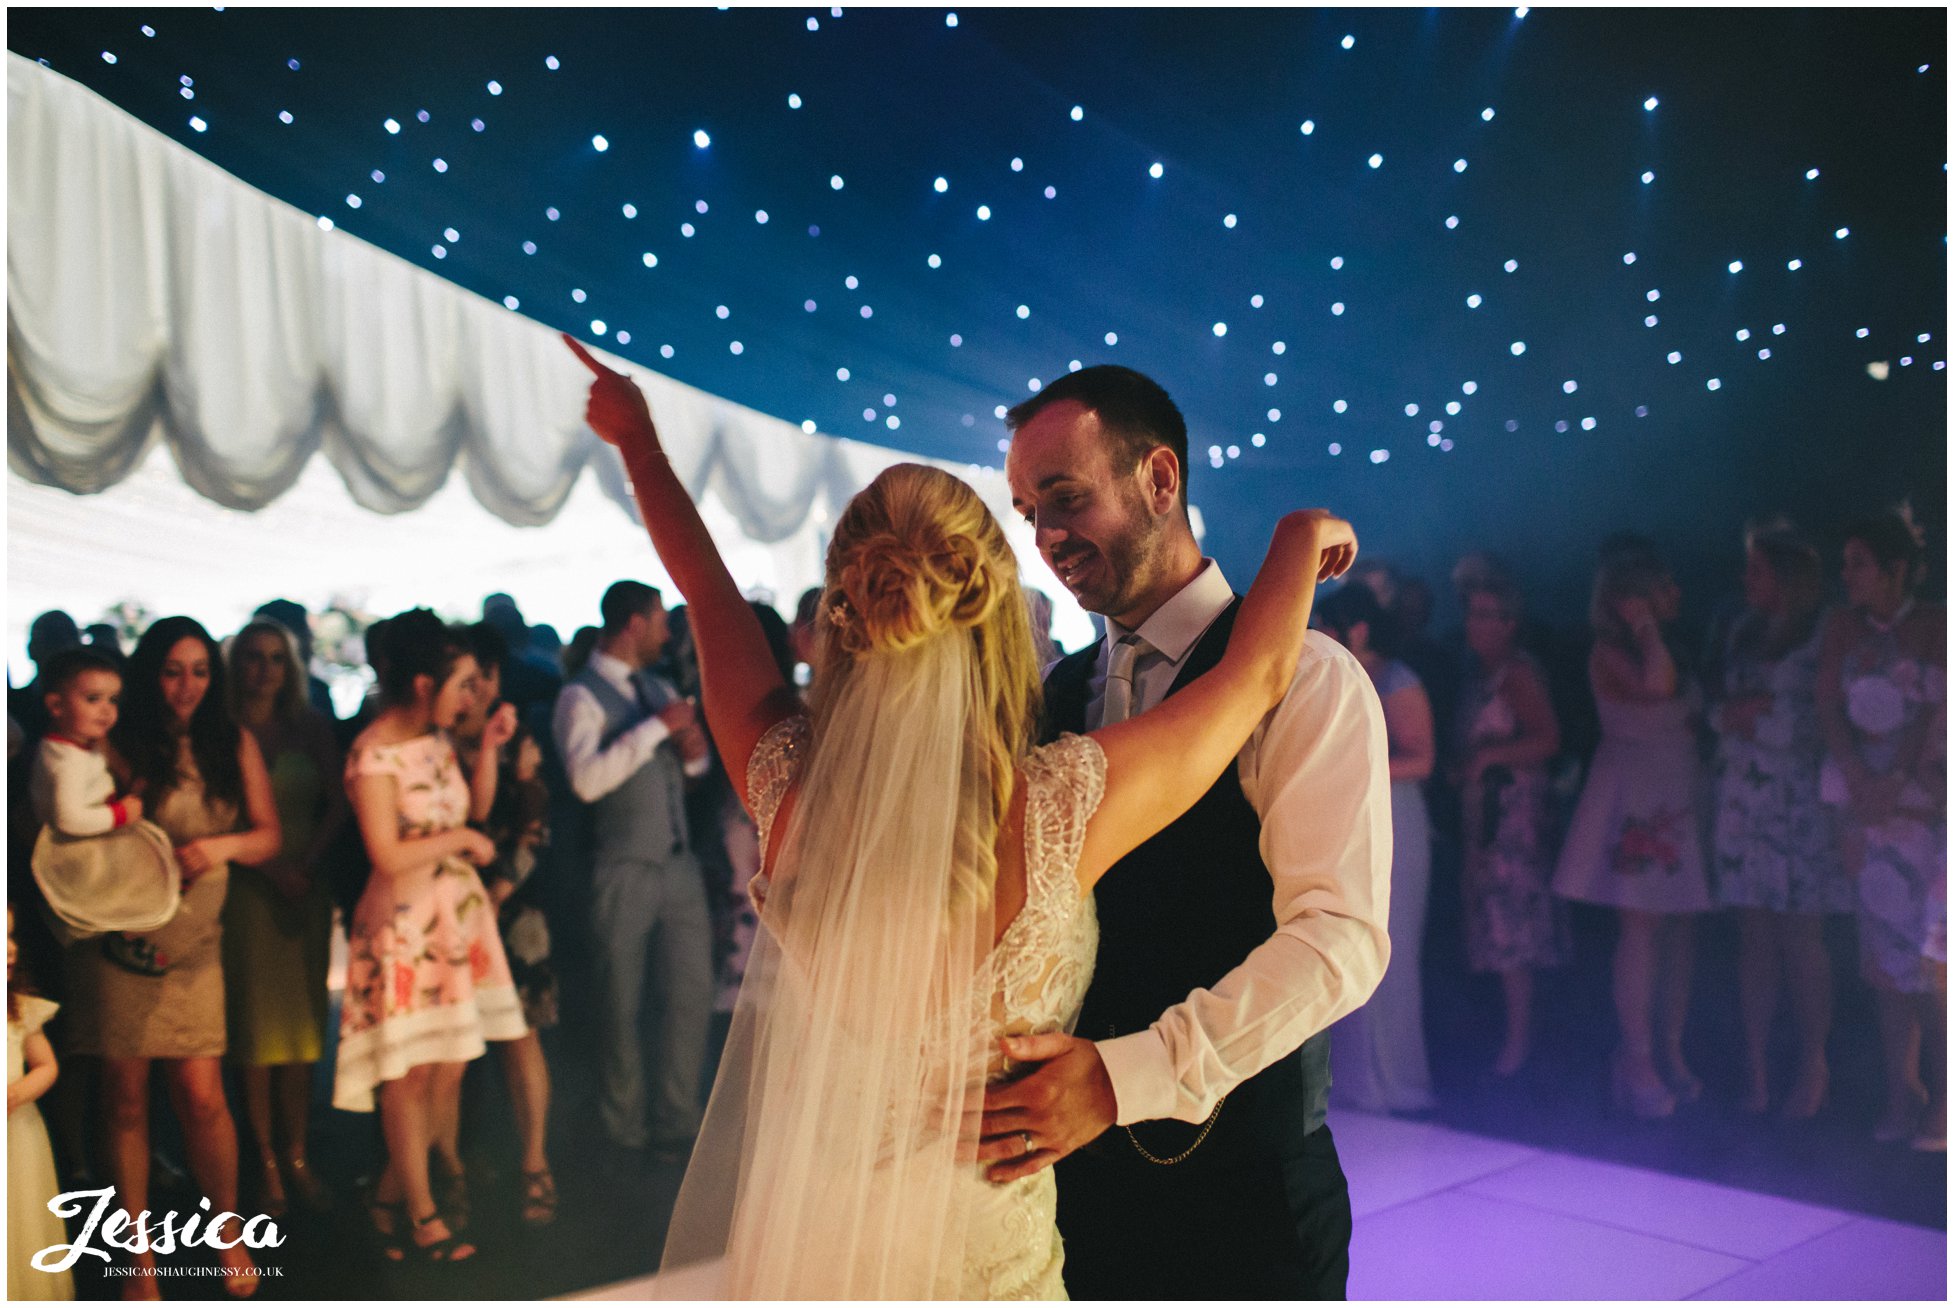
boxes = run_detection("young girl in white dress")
[10,905,74,1301]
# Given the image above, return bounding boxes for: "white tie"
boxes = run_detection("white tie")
[1100,635,1149,727]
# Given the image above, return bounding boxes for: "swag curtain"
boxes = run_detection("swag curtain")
[6,53,971,542]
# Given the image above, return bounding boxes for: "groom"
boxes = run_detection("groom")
[985,366,1393,1299]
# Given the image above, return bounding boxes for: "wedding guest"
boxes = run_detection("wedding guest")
[1553,555,1712,1118]
[709,603,795,1043]
[29,650,166,979]
[1392,575,1454,746]
[223,620,344,1214]
[96,616,279,1295]
[1708,529,1849,1119]
[82,624,125,671]
[335,610,526,1263]
[252,600,336,722]
[9,905,72,1301]
[9,612,82,744]
[482,594,563,715]
[321,616,394,915]
[336,615,394,749]
[448,623,559,1227]
[528,626,600,975]
[529,624,564,665]
[561,625,600,679]
[1449,554,1593,765]
[1317,585,1437,1114]
[30,649,139,836]
[552,583,712,1160]
[789,586,823,685]
[1396,576,1435,638]
[1027,589,1063,669]
[1700,514,1798,699]
[8,660,77,1196]
[1816,509,1945,1149]
[1454,576,1569,1077]
[1347,558,1399,611]
[658,603,756,1031]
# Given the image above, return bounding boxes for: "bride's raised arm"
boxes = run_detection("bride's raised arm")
[565,334,803,804]
[1073,509,1356,888]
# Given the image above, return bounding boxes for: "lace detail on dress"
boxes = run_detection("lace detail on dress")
[734,717,1104,1298]
[989,733,1106,1069]
[743,715,810,907]
[963,732,1105,1300]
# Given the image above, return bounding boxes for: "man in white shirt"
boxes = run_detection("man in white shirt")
[988,366,1393,1298]
[552,581,714,1158]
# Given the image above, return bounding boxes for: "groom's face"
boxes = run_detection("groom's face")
[1007,400,1172,622]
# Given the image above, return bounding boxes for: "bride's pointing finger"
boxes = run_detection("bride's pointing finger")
[562,332,615,378]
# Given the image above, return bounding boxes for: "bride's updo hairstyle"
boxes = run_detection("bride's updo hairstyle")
[807,463,1042,906]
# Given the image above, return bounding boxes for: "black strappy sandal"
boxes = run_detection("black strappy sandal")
[366,1196,406,1262]
[519,1168,559,1227]
[405,1209,477,1264]
[434,1164,470,1234]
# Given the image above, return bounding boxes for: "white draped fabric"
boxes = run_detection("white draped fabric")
[6,53,994,542]
[7,54,1102,665]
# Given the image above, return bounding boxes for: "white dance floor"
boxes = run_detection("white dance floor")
[571,1109,1946,1301]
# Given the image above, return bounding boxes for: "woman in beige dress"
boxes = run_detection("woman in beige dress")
[92,617,280,1297]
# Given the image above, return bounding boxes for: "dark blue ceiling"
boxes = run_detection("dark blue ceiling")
[9,6,1946,617]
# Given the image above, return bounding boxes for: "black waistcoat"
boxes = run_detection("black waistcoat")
[1042,600,1330,1171]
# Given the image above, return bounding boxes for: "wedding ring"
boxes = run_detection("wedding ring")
[1019,1131,1034,1156]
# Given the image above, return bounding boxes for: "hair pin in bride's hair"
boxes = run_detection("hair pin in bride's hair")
[827,599,852,630]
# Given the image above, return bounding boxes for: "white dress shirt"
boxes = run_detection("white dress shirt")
[1083,559,1395,1125]
[553,650,709,804]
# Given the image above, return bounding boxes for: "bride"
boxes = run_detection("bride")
[565,336,1357,1298]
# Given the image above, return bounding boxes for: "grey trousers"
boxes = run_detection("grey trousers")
[591,853,714,1148]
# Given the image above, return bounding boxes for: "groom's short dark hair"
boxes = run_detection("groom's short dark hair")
[1005,366,1190,512]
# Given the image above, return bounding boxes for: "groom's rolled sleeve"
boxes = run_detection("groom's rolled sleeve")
[1096,632,1394,1126]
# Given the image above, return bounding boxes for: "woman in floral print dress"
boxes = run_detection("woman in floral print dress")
[1707,529,1849,1121]
[1816,510,1945,1150]
[333,610,526,1262]
[1453,577,1570,1079]
[1554,553,1712,1119]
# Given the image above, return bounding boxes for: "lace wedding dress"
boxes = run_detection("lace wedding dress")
[744,717,1105,1299]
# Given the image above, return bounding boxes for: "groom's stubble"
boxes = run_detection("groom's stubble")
[1007,395,1203,628]
[1091,476,1184,620]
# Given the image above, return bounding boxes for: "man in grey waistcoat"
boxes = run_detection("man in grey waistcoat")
[553,580,713,1157]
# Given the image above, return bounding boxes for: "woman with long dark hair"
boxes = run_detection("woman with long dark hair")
[91,616,281,1297]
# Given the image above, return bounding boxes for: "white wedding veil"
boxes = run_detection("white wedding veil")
[659,626,998,1299]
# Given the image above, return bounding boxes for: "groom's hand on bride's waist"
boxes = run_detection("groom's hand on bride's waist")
[977,1033,1117,1183]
